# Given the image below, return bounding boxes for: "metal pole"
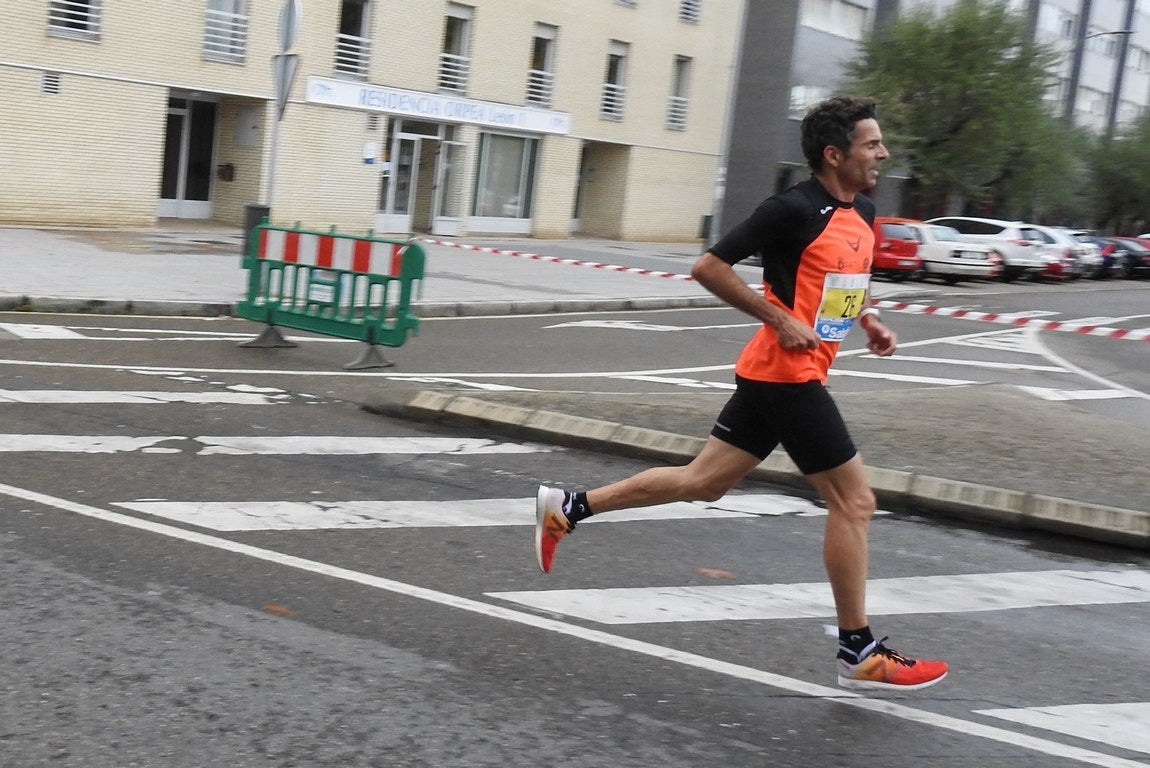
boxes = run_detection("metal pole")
[1064,0,1094,124]
[1105,0,1138,140]
[265,102,281,208]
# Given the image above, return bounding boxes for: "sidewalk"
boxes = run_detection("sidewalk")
[2,224,1147,550]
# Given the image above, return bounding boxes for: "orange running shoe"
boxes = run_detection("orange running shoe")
[534,485,573,573]
[837,638,948,691]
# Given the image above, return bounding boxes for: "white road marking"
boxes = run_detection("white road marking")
[1016,387,1134,401]
[544,319,757,332]
[0,323,85,339]
[975,703,1150,755]
[112,494,853,531]
[863,355,1063,372]
[194,436,552,455]
[0,323,352,343]
[1027,327,1150,402]
[0,435,554,455]
[0,390,281,404]
[829,369,976,385]
[488,569,1150,625]
[0,480,1144,768]
[0,436,181,453]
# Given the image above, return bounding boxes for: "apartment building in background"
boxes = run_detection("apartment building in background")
[0,0,741,240]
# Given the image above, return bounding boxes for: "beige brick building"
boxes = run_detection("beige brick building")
[1,0,743,241]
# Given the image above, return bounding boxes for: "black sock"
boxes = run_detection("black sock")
[562,491,593,525]
[837,626,876,663]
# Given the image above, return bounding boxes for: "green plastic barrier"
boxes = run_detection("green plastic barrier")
[236,222,425,369]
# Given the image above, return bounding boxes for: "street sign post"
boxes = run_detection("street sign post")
[264,0,302,209]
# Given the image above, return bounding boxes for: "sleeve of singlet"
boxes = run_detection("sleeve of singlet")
[708,196,797,266]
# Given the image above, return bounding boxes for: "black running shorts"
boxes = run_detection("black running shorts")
[710,376,857,475]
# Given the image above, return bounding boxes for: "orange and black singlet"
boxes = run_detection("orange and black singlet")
[709,178,876,384]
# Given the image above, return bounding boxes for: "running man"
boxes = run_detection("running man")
[533,96,948,692]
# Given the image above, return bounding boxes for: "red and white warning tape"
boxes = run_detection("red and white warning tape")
[416,237,698,281]
[418,237,1149,342]
[875,300,1150,342]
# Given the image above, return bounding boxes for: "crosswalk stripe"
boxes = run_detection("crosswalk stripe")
[0,390,280,404]
[488,569,1150,624]
[0,435,555,455]
[975,703,1150,756]
[112,494,838,531]
[0,323,85,339]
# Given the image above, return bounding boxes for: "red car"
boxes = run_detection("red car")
[872,217,924,281]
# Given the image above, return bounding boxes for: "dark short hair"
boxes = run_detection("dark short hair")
[800,96,878,172]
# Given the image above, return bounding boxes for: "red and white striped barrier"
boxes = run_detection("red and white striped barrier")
[418,237,1149,343]
[875,300,1150,342]
[261,229,407,276]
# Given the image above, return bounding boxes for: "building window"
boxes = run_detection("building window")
[526,23,557,108]
[789,84,829,119]
[333,0,371,79]
[47,0,101,40]
[679,0,701,23]
[473,133,538,219]
[800,0,869,41]
[600,40,629,121]
[203,0,248,63]
[1059,12,1077,39]
[666,55,691,130]
[440,3,473,92]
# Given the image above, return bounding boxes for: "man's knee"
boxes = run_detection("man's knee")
[832,487,876,522]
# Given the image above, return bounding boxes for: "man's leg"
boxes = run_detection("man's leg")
[588,436,763,513]
[534,437,762,573]
[803,454,874,629]
[806,454,950,690]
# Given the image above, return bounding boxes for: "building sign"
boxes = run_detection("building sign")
[306,76,572,135]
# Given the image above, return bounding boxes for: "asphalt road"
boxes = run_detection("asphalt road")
[0,305,1148,767]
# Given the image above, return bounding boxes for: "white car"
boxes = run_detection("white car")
[925,216,1048,281]
[1027,225,1102,280]
[902,222,1001,284]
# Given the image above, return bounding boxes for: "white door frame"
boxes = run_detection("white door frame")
[157,96,216,219]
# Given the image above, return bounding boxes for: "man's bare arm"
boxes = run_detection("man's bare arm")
[690,252,820,351]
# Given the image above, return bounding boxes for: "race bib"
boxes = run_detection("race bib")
[814,273,869,342]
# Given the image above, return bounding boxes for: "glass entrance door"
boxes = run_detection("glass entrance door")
[375,136,420,233]
[431,140,467,236]
[157,97,217,218]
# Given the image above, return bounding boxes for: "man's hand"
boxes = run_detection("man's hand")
[863,317,897,356]
[774,314,822,351]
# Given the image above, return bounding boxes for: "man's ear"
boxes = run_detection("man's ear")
[822,145,841,168]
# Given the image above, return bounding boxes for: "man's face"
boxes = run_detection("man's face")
[830,118,887,193]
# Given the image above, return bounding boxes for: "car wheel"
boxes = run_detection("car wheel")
[943,275,961,285]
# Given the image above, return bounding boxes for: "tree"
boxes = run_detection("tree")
[845,0,1080,219]
[1090,113,1150,233]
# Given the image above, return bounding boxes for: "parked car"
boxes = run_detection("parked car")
[924,216,1047,281]
[1024,224,1093,280]
[871,217,924,281]
[900,221,1001,284]
[1046,227,1106,278]
[1066,232,1126,277]
[1110,237,1150,278]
